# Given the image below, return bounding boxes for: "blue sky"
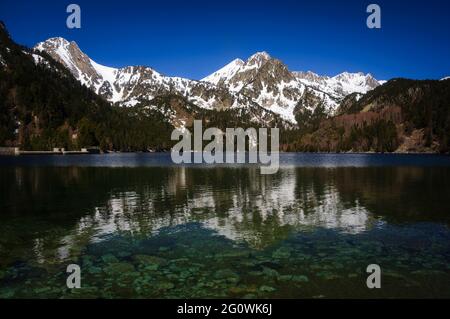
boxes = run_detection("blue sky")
[1,0,449,80]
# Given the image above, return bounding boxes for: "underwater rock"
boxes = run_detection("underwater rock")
[383,271,408,280]
[217,250,250,259]
[257,261,282,270]
[262,266,279,278]
[179,270,191,279]
[248,271,264,277]
[101,254,119,264]
[82,255,94,266]
[411,269,447,276]
[317,271,340,280]
[332,262,344,269]
[228,286,250,295]
[240,260,258,268]
[118,251,132,258]
[143,264,159,271]
[0,289,15,298]
[87,266,102,274]
[169,258,189,265]
[134,255,167,266]
[67,287,99,299]
[155,281,175,291]
[279,274,309,283]
[104,262,135,275]
[279,275,293,282]
[292,275,309,283]
[259,285,276,292]
[214,269,240,283]
[272,247,292,259]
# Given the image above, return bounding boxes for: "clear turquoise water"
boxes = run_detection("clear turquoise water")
[0,154,449,298]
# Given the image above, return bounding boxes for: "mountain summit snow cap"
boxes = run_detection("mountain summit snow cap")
[247,51,272,66]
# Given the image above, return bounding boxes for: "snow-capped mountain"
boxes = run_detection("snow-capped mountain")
[34,38,383,124]
[35,38,240,110]
[294,71,380,97]
[203,52,307,120]
[202,51,382,121]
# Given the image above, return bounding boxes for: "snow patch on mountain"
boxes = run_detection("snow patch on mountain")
[89,59,123,102]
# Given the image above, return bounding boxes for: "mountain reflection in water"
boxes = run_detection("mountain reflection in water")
[1,165,449,267]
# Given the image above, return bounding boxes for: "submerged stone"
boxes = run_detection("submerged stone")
[87,266,102,274]
[214,269,240,283]
[118,251,132,258]
[156,281,175,291]
[101,254,119,264]
[317,271,340,280]
[272,247,292,259]
[104,262,135,274]
[134,255,167,266]
[259,285,276,292]
[262,266,279,278]
[248,271,264,277]
[218,251,250,258]
[279,275,293,282]
[292,275,309,283]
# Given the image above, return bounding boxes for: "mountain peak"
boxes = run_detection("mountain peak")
[34,37,112,96]
[294,71,327,82]
[37,37,71,48]
[201,58,244,84]
[334,71,371,80]
[247,51,272,66]
[250,51,271,59]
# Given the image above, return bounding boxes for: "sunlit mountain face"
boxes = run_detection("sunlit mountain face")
[1,160,450,298]
[34,38,382,125]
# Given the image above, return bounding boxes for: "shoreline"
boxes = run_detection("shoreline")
[1,151,449,157]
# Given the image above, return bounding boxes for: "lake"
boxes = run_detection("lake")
[0,153,449,298]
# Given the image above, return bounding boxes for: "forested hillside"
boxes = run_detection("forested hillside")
[288,79,450,153]
[0,22,174,151]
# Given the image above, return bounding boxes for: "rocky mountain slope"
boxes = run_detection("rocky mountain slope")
[34,39,383,124]
[203,52,381,121]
